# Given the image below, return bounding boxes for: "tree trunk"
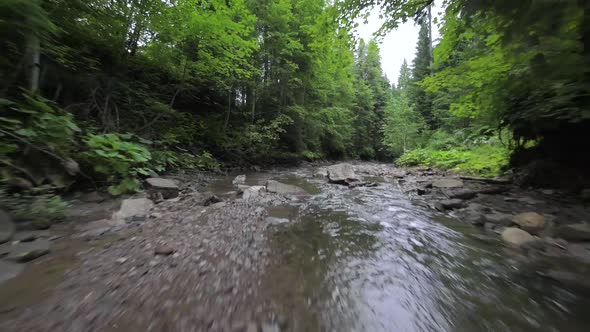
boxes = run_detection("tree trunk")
[26,31,41,92]
[223,89,232,132]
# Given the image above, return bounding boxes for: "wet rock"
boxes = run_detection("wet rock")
[154,245,174,256]
[448,186,509,200]
[0,210,15,244]
[79,226,112,239]
[416,187,429,195]
[348,181,378,188]
[0,260,24,283]
[233,175,246,185]
[66,199,122,223]
[556,223,590,241]
[191,192,222,206]
[434,199,465,211]
[12,231,48,242]
[483,212,513,225]
[512,212,546,234]
[145,178,179,199]
[501,227,535,246]
[112,198,154,222]
[31,220,52,230]
[537,270,590,291]
[314,168,328,178]
[327,163,361,185]
[3,239,50,262]
[432,178,464,188]
[266,180,307,195]
[6,177,33,192]
[243,186,266,201]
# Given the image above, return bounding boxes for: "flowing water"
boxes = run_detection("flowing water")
[210,166,590,332]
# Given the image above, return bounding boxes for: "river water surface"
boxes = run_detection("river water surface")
[209,166,590,332]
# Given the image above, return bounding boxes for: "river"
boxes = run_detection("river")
[208,165,590,332]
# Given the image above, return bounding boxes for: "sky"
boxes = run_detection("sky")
[355,4,442,85]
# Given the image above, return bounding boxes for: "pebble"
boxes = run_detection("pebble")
[154,245,175,256]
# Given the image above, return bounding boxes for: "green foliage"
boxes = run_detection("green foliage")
[151,150,220,172]
[0,95,79,158]
[0,188,70,223]
[397,144,510,177]
[79,134,151,195]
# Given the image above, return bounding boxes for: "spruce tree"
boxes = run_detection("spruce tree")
[411,22,437,129]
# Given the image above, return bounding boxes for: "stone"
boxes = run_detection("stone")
[78,191,106,203]
[243,186,265,201]
[6,177,33,191]
[0,210,15,244]
[0,260,25,284]
[145,178,179,199]
[232,175,246,185]
[501,227,535,246]
[512,212,545,234]
[555,223,590,241]
[116,257,128,264]
[155,245,174,256]
[327,163,361,185]
[432,178,464,188]
[191,192,222,206]
[3,239,51,262]
[314,168,328,178]
[79,226,112,239]
[266,180,307,195]
[483,212,513,225]
[112,198,154,222]
[416,187,428,195]
[434,199,465,211]
[12,231,45,242]
[63,158,80,176]
[581,189,590,201]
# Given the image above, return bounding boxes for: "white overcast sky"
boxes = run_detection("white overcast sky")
[355,3,442,85]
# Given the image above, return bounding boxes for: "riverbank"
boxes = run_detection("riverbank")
[1,162,590,331]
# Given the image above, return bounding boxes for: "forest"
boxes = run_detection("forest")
[2,0,590,216]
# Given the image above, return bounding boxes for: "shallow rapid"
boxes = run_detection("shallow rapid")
[209,166,590,332]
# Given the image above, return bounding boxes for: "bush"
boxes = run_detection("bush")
[79,133,151,195]
[0,188,70,224]
[397,144,509,177]
[151,150,220,172]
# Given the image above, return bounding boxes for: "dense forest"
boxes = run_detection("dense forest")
[2,0,590,217]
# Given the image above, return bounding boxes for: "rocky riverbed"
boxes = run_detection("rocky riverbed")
[1,162,590,331]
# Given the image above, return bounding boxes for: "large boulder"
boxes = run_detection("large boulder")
[265,180,307,195]
[0,210,15,244]
[145,178,179,199]
[112,198,154,222]
[327,163,361,185]
[512,212,546,234]
[556,223,590,241]
[432,178,464,188]
[501,227,535,246]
